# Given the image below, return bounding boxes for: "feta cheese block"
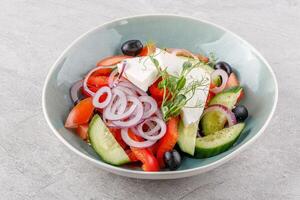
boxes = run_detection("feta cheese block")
[117,48,184,91]
[117,56,158,91]
[180,67,211,126]
[117,48,211,126]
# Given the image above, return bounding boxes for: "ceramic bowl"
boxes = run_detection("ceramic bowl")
[42,15,278,179]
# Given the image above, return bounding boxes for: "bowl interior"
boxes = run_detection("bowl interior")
[43,15,277,173]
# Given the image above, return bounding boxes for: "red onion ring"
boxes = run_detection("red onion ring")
[118,81,148,96]
[116,85,137,96]
[112,96,144,127]
[110,87,127,114]
[121,128,156,148]
[108,68,119,88]
[210,69,228,94]
[104,90,138,121]
[92,86,112,109]
[137,117,166,141]
[70,80,83,104]
[117,61,127,80]
[83,66,115,96]
[201,104,237,126]
[139,96,158,119]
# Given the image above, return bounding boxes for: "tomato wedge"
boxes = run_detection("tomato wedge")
[76,124,89,140]
[91,67,113,76]
[128,130,160,171]
[139,43,156,56]
[149,78,171,102]
[109,128,128,150]
[65,97,94,128]
[87,75,109,88]
[225,73,239,88]
[156,117,179,168]
[125,149,139,162]
[225,73,244,102]
[97,55,132,66]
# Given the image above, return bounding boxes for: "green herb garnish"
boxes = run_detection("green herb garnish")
[149,54,210,121]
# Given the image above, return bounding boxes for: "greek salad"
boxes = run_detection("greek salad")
[65,40,248,171]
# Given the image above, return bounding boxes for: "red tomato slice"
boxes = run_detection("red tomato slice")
[156,117,179,168]
[148,142,159,155]
[125,149,139,162]
[128,130,160,171]
[87,75,109,88]
[92,67,113,76]
[138,43,156,56]
[205,91,215,108]
[149,78,171,101]
[76,124,89,140]
[225,73,244,102]
[225,73,239,88]
[109,128,128,150]
[139,47,148,56]
[65,97,94,128]
[97,55,132,66]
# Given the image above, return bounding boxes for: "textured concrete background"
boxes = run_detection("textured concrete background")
[0,0,299,199]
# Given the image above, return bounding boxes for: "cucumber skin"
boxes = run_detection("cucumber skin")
[88,115,130,166]
[195,123,245,158]
[201,86,243,135]
[209,86,242,109]
[178,120,197,156]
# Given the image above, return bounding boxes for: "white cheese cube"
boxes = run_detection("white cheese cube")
[117,57,158,91]
[181,67,211,126]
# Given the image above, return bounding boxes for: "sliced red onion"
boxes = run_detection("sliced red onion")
[155,110,163,119]
[139,96,158,119]
[108,68,119,88]
[116,85,137,96]
[201,104,237,127]
[210,69,228,94]
[117,61,127,80]
[110,87,127,114]
[92,86,112,109]
[70,80,83,104]
[121,128,156,148]
[137,117,166,141]
[118,81,148,96]
[103,90,138,121]
[83,66,115,96]
[112,96,144,127]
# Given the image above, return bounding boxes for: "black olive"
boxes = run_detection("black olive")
[232,105,248,122]
[164,150,182,170]
[121,40,143,56]
[214,61,232,75]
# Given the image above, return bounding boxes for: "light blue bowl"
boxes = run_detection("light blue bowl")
[42,15,278,179]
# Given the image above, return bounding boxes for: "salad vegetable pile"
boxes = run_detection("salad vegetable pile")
[65,40,248,171]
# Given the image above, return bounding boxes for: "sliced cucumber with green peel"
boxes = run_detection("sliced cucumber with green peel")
[178,120,198,156]
[195,123,245,158]
[88,115,130,165]
[201,86,243,135]
[209,86,243,108]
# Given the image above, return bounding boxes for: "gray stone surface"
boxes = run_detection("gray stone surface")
[0,0,299,199]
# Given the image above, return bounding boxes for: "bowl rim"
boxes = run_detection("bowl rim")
[42,14,278,179]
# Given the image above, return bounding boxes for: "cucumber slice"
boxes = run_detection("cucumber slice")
[178,120,198,156]
[201,86,243,135]
[209,86,243,108]
[195,123,245,158]
[88,115,130,165]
